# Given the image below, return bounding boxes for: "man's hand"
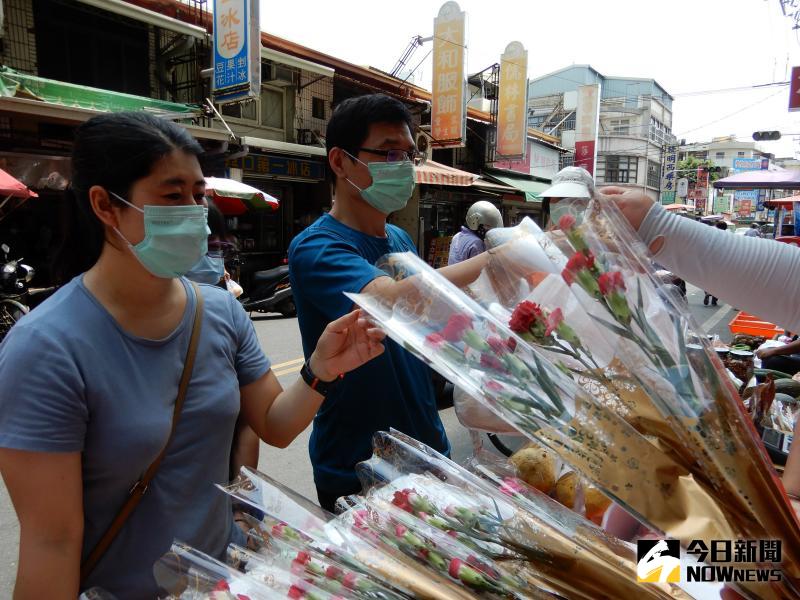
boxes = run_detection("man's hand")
[309,309,385,382]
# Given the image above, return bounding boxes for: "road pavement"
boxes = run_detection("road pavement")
[0,284,741,594]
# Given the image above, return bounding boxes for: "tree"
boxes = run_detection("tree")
[676,156,723,185]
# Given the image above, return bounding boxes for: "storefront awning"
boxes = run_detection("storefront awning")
[485,173,550,202]
[415,160,478,186]
[0,67,197,116]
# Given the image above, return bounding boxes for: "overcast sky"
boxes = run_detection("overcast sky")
[260,0,800,157]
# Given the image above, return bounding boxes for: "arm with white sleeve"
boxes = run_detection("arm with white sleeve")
[606,188,800,333]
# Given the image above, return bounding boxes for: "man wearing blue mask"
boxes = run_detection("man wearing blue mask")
[289,94,488,511]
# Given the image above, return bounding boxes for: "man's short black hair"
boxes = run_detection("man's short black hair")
[716,221,728,230]
[326,94,414,159]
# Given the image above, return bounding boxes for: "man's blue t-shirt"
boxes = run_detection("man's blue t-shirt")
[0,277,269,598]
[289,213,450,493]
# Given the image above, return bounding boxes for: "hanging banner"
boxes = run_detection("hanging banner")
[212,0,261,104]
[737,199,753,217]
[496,41,528,159]
[574,84,601,177]
[431,1,467,148]
[661,144,678,196]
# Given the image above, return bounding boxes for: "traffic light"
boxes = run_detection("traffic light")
[752,131,781,141]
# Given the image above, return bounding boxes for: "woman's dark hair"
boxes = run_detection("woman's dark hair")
[56,111,204,283]
[206,200,227,238]
[325,94,414,181]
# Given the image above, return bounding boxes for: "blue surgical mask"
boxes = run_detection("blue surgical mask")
[185,254,225,285]
[110,192,209,279]
[345,152,415,215]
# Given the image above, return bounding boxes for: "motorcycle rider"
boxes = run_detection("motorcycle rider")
[447,200,503,265]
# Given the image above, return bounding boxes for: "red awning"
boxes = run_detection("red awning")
[0,168,37,199]
[414,160,478,187]
[764,193,800,209]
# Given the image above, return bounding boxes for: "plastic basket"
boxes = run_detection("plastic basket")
[729,311,784,338]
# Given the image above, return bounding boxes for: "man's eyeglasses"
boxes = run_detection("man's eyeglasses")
[356,147,426,164]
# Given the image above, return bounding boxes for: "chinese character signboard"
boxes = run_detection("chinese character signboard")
[636,538,783,584]
[574,84,600,176]
[227,154,326,181]
[212,0,261,104]
[496,41,528,159]
[431,2,467,148]
[733,158,763,172]
[789,66,800,112]
[661,144,678,199]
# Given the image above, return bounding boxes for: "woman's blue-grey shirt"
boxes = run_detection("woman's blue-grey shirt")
[0,276,269,598]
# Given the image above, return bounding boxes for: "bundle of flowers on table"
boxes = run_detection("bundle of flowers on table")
[228,513,406,600]
[217,467,477,600]
[154,541,281,599]
[345,244,797,599]
[354,430,688,600]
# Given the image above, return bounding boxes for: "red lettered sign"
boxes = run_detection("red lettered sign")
[789,66,800,112]
[574,140,596,175]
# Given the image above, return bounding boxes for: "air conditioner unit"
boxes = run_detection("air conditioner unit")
[262,63,297,87]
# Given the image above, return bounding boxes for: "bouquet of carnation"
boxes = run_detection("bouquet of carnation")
[346,252,734,539]
[355,430,689,600]
[219,468,481,600]
[538,197,800,586]
[346,239,797,598]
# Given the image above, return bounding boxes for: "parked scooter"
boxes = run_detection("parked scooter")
[239,258,295,318]
[0,243,34,341]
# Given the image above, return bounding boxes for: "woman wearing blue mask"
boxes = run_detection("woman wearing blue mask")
[0,112,385,599]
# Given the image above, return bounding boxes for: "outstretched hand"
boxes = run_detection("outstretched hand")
[310,309,386,382]
[598,186,655,232]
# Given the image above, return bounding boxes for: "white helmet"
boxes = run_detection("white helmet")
[465,201,503,231]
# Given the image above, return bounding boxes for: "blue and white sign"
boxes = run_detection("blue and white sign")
[734,190,759,201]
[212,0,260,103]
[733,158,764,172]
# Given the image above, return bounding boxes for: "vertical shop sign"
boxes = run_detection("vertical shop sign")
[496,41,528,159]
[431,2,467,147]
[661,144,678,196]
[574,84,601,176]
[212,0,261,103]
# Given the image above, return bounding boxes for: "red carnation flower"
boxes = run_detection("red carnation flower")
[480,353,504,371]
[288,585,305,600]
[485,380,504,393]
[506,337,517,352]
[558,213,576,231]
[343,572,358,589]
[486,335,508,355]
[392,489,414,513]
[326,565,344,580]
[213,580,230,592]
[508,301,544,334]
[448,558,464,579]
[598,271,625,296]
[440,313,473,342]
[425,332,445,348]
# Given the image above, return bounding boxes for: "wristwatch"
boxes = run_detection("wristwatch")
[300,359,343,396]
